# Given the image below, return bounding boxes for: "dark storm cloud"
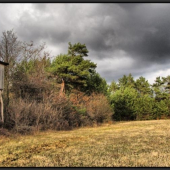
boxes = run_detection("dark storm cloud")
[123,30,170,63]
[17,6,71,44]
[89,3,170,82]
[117,3,140,10]
[94,3,167,64]
[1,3,170,83]
[114,4,170,63]
[25,4,124,53]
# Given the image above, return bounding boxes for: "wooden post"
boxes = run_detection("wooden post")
[0,61,9,124]
[0,90,4,123]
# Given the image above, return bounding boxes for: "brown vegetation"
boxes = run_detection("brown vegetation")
[5,89,112,134]
[1,120,170,167]
[70,90,112,126]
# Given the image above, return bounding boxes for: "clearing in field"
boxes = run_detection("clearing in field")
[1,119,170,167]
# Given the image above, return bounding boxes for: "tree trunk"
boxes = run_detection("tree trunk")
[0,90,4,123]
[59,78,65,97]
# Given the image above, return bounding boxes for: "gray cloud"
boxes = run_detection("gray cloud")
[0,3,170,84]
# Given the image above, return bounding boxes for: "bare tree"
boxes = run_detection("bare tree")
[0,30,22,120]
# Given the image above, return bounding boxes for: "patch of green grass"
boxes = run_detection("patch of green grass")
[1,120,170,166]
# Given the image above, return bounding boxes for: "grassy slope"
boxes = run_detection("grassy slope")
[1,119,170,167]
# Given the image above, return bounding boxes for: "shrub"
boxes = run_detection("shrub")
[86,93,113,124]
[70,90,113,126]
[0,128,10,137]
[134,95,155,120]
[7,94,80,134]
[110,87,138,121]
[153,100,169,119]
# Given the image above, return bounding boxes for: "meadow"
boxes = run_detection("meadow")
[1,119,170,167]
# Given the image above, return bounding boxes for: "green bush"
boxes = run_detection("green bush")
[110,87,138,121]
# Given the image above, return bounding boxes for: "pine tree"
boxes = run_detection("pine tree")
[118,73,135,89]
[85,72,108,95]
[48,42,97,93]
[108,80,119,94]
[152,76,167,101]
[110,87,138,121]
[164,75,170,98]
[135,76,152,96]
[134,94,155,120]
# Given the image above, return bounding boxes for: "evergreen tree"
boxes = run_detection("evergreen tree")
[163,75,170,98]
[152,76,167,101]
[134,94,155,120]
[110,87,138,121]
[48,43,97,93]
[68,42,89,57]
[118,73,135,89]
[108,80,119,94]
[153,100,169,119]
[85,72,108,95]
[135,76,152,96]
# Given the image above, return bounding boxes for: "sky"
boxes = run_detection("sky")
[0,3,170,84]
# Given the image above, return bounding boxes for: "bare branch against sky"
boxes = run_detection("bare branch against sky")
[0,3,170,84]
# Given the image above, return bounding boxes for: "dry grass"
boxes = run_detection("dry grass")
[1,119,170,167]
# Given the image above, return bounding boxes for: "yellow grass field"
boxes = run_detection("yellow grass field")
[1,119,170,167]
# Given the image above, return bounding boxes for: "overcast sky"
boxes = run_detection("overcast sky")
[0,3,170,84]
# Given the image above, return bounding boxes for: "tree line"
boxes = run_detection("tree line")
[0,29,169,134]
[109,74,170,121]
